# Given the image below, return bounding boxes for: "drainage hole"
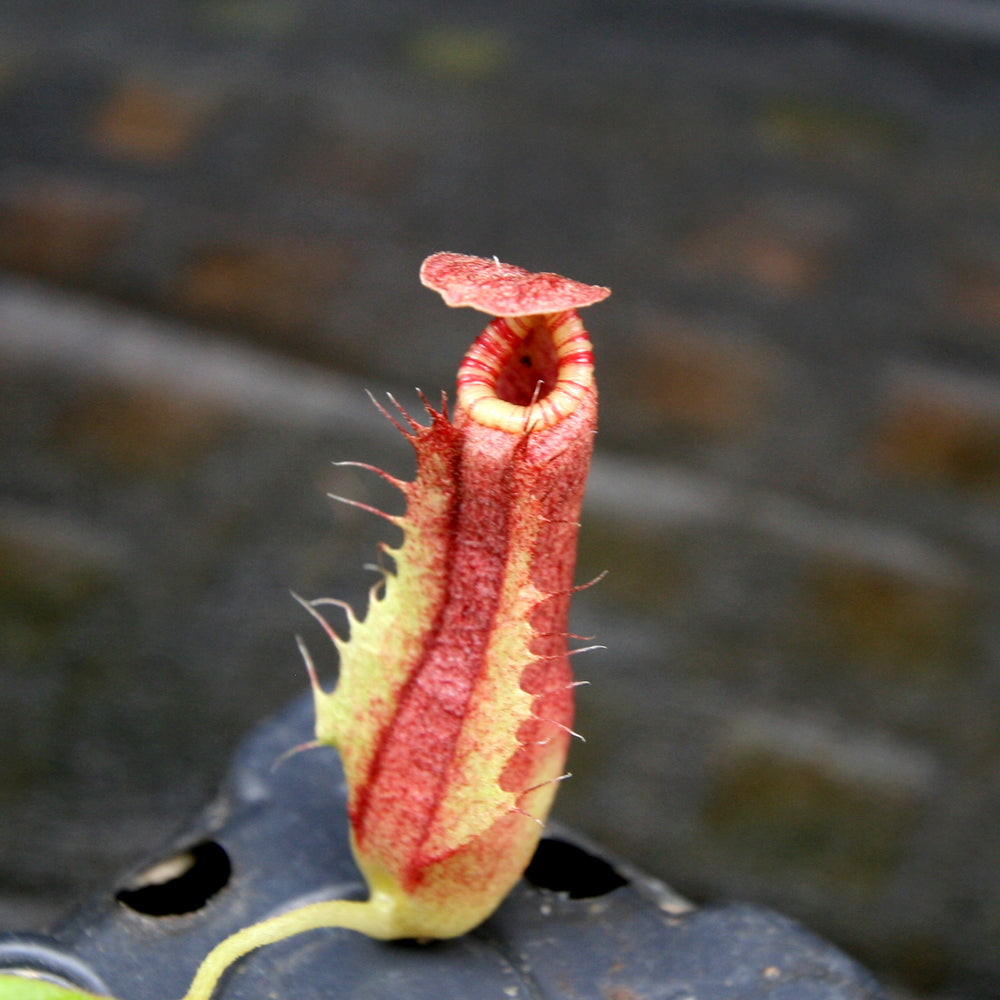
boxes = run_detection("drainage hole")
[524,837,628,899]
[116,840,231,916]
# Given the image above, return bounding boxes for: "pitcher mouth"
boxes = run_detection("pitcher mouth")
[456,310,594,434]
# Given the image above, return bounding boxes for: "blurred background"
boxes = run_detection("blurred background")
[3,1,1000,997]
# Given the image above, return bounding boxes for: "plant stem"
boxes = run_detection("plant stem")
[181,898,395,1000]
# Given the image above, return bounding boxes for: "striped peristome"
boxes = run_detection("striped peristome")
[456,310,596,433]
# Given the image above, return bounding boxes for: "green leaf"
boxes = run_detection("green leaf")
[0,974,111,1000]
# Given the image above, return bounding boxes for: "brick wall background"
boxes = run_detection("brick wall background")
[2,2,1000,997]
